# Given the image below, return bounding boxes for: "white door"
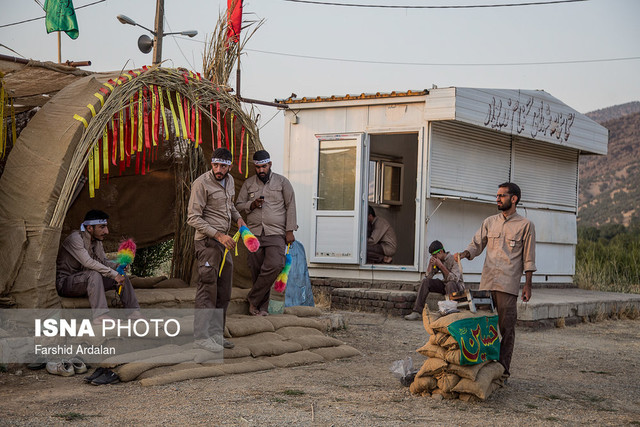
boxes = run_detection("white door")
[310,134,364,264]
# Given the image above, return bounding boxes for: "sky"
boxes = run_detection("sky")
[1,0,639,172]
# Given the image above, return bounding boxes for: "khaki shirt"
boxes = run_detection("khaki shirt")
[236,172,298,236]
[368,216,397,257]
[56,230,119,282]
[187,171,242,241]
[427,252,465,294]
[466,212,537,296]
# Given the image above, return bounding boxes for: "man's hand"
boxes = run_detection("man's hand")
[250,198,264,210]
[285,230,295,245]
[427,256,437,271]
[114,274,125,285]
[215,232,236,250]
[522,271,533,302]
[237,218,247,229]
[454,250,470,262]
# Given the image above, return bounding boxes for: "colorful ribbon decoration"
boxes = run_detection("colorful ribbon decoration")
[115,238,136,294]
[274,244,292,293]
[239,225,260,252]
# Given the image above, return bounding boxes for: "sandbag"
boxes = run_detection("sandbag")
[409,376,437,394]
[434,332,449,346]
[226,316,275,337]
[436,373,461,393]
[218,360,276,375]
[274,326,324,339]
[311,345,361,361]
[283,305,322,317]
[153,278,189,289]
[431,388,458,400]
[264,350,326,368]
[289,335,343,350]
[266,314,325,331]
[130,276,168,289]
[416,357,448,378]
[416,343,446,360]
[442,335,459,350]
[452,361,505,400]
[137,362,201,380]
[246,340,303,357]
[429,310,488,334]
[447,361,488,381]
[140,365,225,386]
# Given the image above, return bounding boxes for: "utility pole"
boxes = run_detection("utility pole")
[152,0,165,65]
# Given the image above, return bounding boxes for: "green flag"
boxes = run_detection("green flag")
[447,315,501,366]
[44,0,79,40]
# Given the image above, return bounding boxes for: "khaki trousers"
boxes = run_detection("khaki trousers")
[247,234,286,312]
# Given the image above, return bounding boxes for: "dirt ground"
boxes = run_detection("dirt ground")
[1,311,639,426]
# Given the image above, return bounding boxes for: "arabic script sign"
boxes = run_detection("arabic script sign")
[484,95,575,142]
[447,315,500,365]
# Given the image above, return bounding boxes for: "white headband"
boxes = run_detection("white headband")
[212,158,232,166]
[80,218,107,231]
[253,158,271,165]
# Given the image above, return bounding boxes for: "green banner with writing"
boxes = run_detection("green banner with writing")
[45,0,79,40]
[447,315,500,365]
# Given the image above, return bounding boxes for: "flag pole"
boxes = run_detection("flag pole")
[57,31,61,63]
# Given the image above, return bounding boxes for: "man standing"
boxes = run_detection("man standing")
[404,240,464,320]
[456,182,536,377]
[366,206,397,264]
[188,148,246,351]
[236,150,297,316]
[56,209,140,323]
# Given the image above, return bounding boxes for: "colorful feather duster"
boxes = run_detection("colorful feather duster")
[116,238,136,275]
[239,225,260,252]
[274,244,292,293]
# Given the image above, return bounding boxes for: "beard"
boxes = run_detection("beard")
[257,170,270,183]
[498,198,512,211]
[214,171,228,181]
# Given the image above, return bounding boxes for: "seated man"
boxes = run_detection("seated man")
[366,206,397,264]
[405,240,465,320]
[56,209,140,323]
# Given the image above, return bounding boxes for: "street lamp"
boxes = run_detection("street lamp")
[116,6,197,65]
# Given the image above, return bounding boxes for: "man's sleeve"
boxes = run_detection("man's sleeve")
[283,178,298,232]
[369,220,386,245]
[444,257,462,284]
[465,220,488,260]
[64,234,118,279]
[523,221,537,272]
[235,180,253,215]
[187,180,219,238]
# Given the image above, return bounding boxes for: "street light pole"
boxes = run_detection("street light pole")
[152,0,164,65]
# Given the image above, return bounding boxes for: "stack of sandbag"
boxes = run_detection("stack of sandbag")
[409,308,505,402]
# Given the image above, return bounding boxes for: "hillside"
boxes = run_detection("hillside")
[578,108,640,227]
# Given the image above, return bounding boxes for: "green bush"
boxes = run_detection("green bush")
[575,225,640,294]
[131,240,173,277]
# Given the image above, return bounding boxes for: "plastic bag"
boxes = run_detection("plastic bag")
[390,357,419,387]
[438,300,459,315]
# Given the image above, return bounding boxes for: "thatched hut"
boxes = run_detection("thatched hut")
[0,61,261,309]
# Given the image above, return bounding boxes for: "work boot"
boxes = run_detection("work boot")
[404,311,421,321]
[194,338,223,353]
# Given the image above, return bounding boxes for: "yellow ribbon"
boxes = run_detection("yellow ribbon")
[176,93,188,140]
[102,125,109,175]
[87,104,96,117]
[94,93,104,106]
[104,82,114,91]
[94,142,100,190]
[158,87,169,139]
[151,86,157,146]
[166,88,180,138]
[119,109,124,161]
[129,96,135,153]
[88,148,95,198]
[137,89,143,152]
[230,113,234,157]
[73,114,88,128]
[219,231,240,277]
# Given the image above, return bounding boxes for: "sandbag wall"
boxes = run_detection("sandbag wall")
[410,309,505,402]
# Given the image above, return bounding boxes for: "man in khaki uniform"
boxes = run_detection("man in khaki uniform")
[236,150,297,316]
[366,205,397,264]
[56,209,140,323]
[404,240,465,320]
[456,182,536,377]
[188,148,247,351]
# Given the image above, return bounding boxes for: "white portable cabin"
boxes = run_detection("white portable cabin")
[278,87,608,284]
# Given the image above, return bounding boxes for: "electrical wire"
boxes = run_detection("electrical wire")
[0,0,107,29]
[281,0,588,8]
[245,48,640,67]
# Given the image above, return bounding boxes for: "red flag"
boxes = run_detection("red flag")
[226,0,242,43]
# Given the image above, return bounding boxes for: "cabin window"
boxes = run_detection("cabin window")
[368,159,404,205]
